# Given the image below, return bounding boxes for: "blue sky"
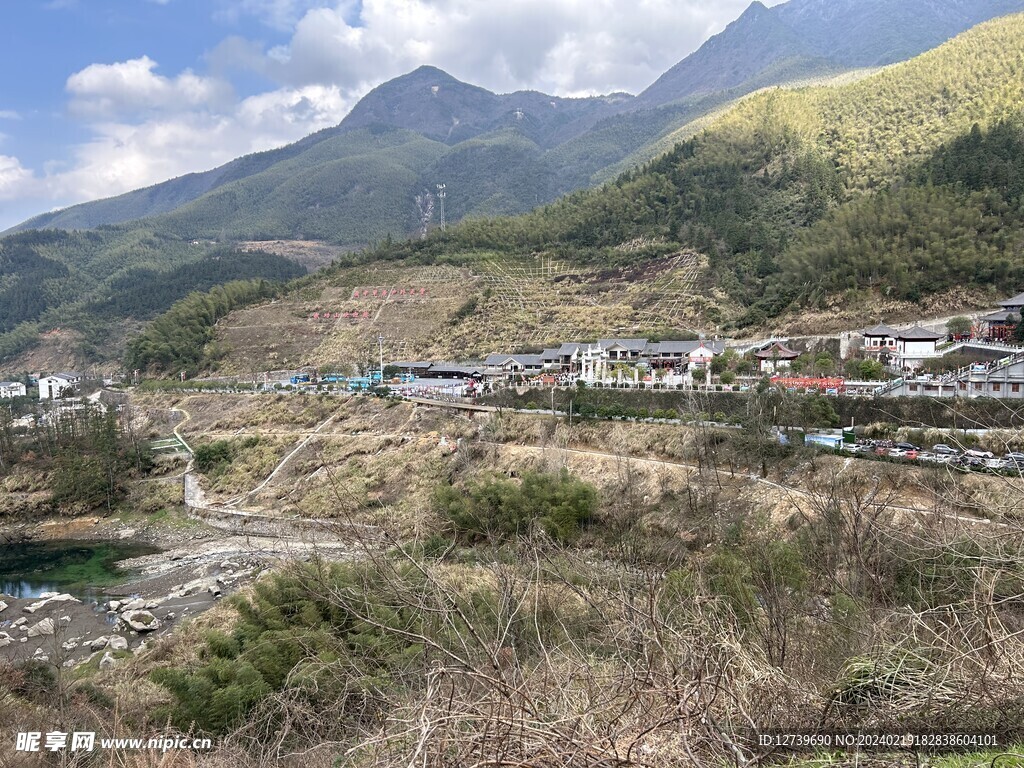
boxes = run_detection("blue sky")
[0,0,777,229]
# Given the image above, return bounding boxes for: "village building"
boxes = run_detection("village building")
[484,354,544,380]
[0,381,27,399]
[540,348,562,370]
[424,362,485,381]
[557,343,584,372]
[980,310,1018,341]
[644,340,725,370]
[885,350,1024,400]
[755,342,799,374]
[891,326,943,371]
[966,291,1024,341]
[861,324,898,356]
[391,361,434,377]
[598,339,648,362]
[38,374,77,400]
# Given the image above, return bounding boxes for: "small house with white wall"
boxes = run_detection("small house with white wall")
[862,324,898,356]
[38,375,76,400]
[55,372,84,386]
[557,343,583,372]
[0,381,26,399]
[540,348,562,370]
[645,341,724,371]
[598,339,648,362]
[892,327,943,371]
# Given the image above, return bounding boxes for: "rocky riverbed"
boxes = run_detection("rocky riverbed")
[0,513,356,669]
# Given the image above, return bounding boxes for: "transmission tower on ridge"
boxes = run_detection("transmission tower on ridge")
[436,183,447,231]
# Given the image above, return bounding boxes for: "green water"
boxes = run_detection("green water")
[0,539,162,599]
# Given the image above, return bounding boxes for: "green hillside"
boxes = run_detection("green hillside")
[0,227,305,363]
[121,13,1024,374]
[316,13,1024,329]
[12,0,1023,250]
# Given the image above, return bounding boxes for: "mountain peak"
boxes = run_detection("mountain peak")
[740,1,770,18]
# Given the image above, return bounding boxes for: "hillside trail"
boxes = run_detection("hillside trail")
[224,412,338,508]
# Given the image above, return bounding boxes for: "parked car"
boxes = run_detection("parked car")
[888,448,908,459]
[985,457,1008,470]
[916,452,939,463]
[895,442,920,451]
[965,449,995,460]
[1005,452,1024,465]
[933,444,960,456]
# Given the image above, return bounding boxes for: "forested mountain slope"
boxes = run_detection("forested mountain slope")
[638,0,1024,106]
[123,14,1024,376]
[8,0,1023,246]
[449,13,1024,322]
[0,227,305,364]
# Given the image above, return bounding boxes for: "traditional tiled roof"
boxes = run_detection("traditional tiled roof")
[982,310,1018,323]
[598,338,648,352]
[895,326,943,341]
[862,324,898,337]
[755,342,799,360]
[999,292,1024,309]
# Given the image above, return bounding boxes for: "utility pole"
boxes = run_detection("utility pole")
[377,335,385,380]
[436,183,446,231]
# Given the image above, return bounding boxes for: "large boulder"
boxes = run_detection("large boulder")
[120,598,147,612]
[0,600,8,614]
[106,636,128,651]
[88,636,109,651]
[27,618,56,637]
[120,610,160,633]
[0,632,12,647]
[24,593,80,614]
[99,652,117,670]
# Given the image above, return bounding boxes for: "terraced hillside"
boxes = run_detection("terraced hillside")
[209,251,723,374]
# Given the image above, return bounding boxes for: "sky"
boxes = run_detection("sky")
[0,0,783,230]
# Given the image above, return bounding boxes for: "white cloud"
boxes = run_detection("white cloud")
[0,111,20,120]
[264,0,775,98]
[0,83,354,222]
[66,56,234,118]
[215,0,347,31]
[0,155,34,202]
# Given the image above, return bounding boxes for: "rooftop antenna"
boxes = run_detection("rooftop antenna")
[436,183,447,231]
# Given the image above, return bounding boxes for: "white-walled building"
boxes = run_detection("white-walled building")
[892,327,943,371]
[862,324,898,356]
[0,381,26,399]
[484,354,545,380]
[38,375,76,400]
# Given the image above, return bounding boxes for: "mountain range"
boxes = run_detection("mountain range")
[5,0,1024,370]
[10,0,1024,243]
[122,12,1024,376]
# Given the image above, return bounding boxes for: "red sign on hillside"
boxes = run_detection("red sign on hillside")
[771,376,846,393]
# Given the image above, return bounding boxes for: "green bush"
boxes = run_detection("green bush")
[152,561,425,733]
[433,470,598,543]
